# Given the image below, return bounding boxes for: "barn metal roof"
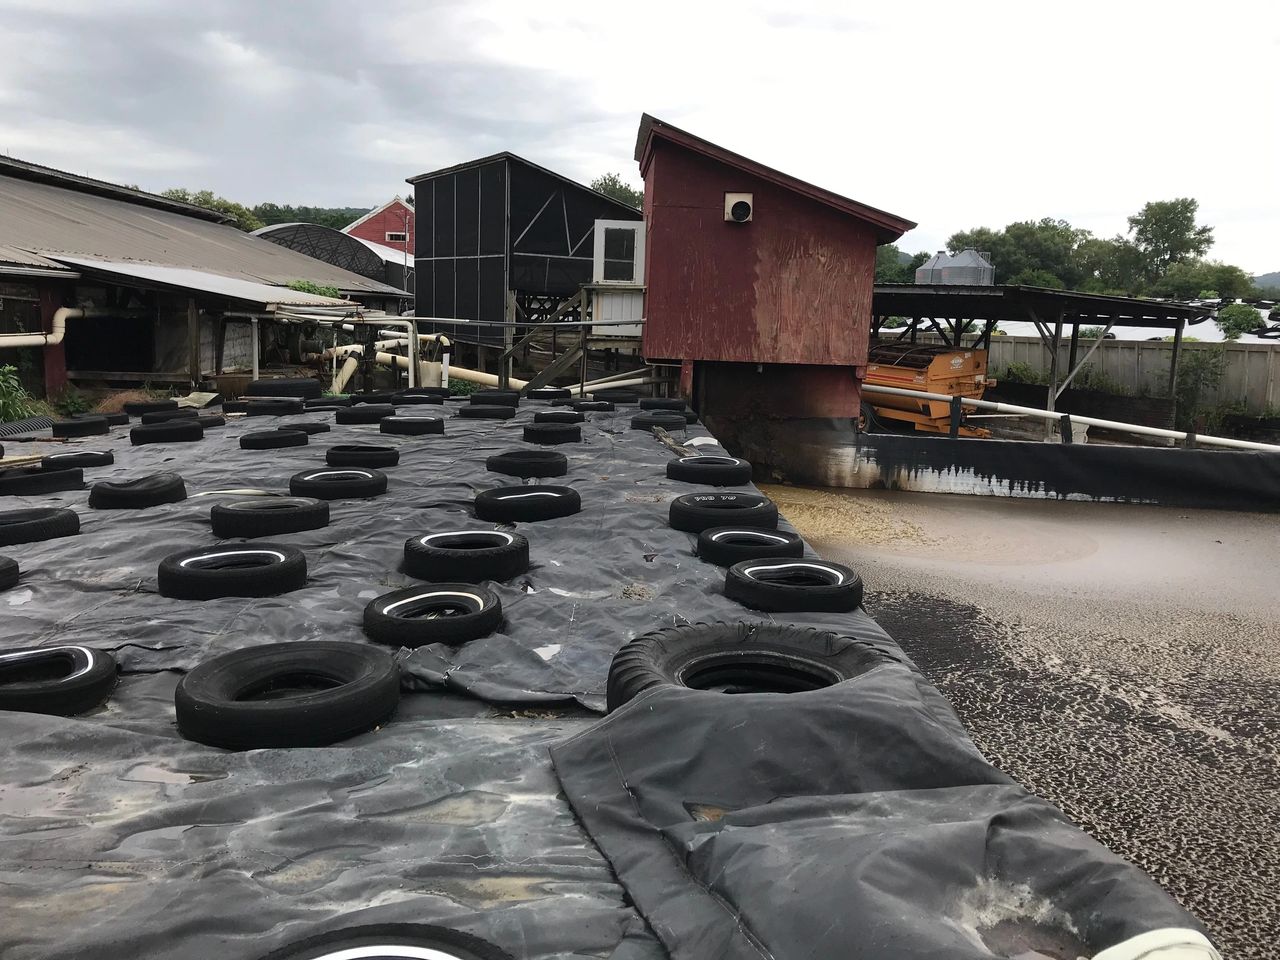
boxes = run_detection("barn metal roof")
[634,114,916,243]
[0,161,406,297]
[252,222,392,282]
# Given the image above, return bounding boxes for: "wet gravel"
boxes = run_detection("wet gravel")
[793,492,1280,960]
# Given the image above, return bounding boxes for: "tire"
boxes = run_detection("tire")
[257,924,516,960]
[0,508,80,546]
[89,472,187,509]
[533,410,584,424]
[123,399,176,416]
[523,422,580,445]
[363,583,502,647]
[631,412,686,432]
[326,444,399,468]
[0,465,84,496]
[395,387,451,400]
[140,408,199,424]
[697,526,805,567]
[526,387,571,400]
[592,387,640,403]
[392,391,445,405]
[131,420,203,445]
[211,497,330,538]
[639,398,686,410]
[0,645,117,715]
[74,411,128,426]
[290,467,387,499]
[246,378,322,399]
[40,450,113,471]
[669,492,777,533]
[572,400,614,411]
[277,422,329,435]
[174,641,399,749]
[684,409,699,423]
[606,622,891,710]
[241,429,308,450]
[305,396,351,408]
[724,558,863,612]
[52,416,109,437]
[470,389,519,406]
[666,454,753,486]
[404,530,529,582]
[197,414,226,429]
[457,404,515,420]
[247,398,305,417]
[485,449,568,479]
[0,556,17,590]
[335,403,395,425]
[381,415,444,436]
[222,400,249,413]
[350,391,395,404]
[474,485,580,522]
[157,543,308,600]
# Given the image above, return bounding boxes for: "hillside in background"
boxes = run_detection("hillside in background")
[1254,271,1280,290]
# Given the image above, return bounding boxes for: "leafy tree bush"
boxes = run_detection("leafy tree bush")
[286,279,342,299]
[1216,303,1264,340]
[161,188,264,231]
[589,173,643,209]
[0,364,37,423]
[1174,346,1225,431]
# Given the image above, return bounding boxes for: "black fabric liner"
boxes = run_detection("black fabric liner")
[0,402,1207,959]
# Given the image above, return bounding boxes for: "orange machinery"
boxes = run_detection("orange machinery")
[862,342,997,437]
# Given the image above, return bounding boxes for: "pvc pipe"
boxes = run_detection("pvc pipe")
[445,364,530,390]
[0,306,131,350]
[862,383,1280,453]
[333,355,360,394]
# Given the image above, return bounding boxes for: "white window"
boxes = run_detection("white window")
[592,220,645,285]
[385,231,408,242]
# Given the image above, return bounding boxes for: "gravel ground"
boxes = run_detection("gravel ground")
[763,485,1280,960]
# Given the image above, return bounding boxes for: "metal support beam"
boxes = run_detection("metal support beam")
[1168,317,1185,399]
[1054,320,1115,400]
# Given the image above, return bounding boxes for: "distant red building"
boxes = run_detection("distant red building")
[634,115,914,477]
[344,197,414,255]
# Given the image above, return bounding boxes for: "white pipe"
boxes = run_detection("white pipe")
[445,364,529,389]
[333,355,360,394]
[568,376,654,396]
[0,306,107,349]
[862,383,1280,453]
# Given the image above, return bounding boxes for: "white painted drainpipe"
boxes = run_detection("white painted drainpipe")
[0,306,81,349]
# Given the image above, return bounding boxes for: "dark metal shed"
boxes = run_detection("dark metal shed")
[406,153,641,344]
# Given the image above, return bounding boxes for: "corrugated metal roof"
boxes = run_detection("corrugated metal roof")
[0,244,71,270]
[0,171,408,297]
[52,257,353,307]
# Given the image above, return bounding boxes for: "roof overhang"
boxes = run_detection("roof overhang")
[634,113,915,243]
[872,283,1214,329]
[51,257,357,308]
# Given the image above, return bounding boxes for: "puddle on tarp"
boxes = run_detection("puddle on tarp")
[951,879,1089,960]
[119,763,228,785]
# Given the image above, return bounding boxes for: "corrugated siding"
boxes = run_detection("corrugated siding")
[641,141,876,366]
[0,175,402,296]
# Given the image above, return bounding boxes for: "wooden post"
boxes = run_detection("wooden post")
[213,316,227,378]
[1167,317,1185,398]
[1068,321,1080,377]
[37,283,68,397]
[187,298,200,388]
[1045,310,1063,439]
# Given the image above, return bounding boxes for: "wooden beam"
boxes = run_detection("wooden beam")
[187,298,200,388]
[1167,317,1185,399]
[524,343,583,391]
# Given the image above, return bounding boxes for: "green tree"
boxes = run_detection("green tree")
[162,188,264,231]
[1126,198,1213,279]
[590,173,643,208]
[1174,346,1225,431]
[949,218,1088,287]
[1216,303,1264,340]
[875,244,929,283]
[286,279,342,299]
[1150,261,1255,300]
[252,203,373,231]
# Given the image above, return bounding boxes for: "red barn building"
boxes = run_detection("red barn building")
[635,115,914,477]
[343,197,414,256]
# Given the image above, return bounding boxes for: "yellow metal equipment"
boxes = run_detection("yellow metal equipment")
[863,342,996,436]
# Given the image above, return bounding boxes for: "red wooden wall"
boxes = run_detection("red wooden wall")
[347,199,414,254]
[641,140,878,367]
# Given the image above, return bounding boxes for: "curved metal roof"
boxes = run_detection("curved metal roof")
[251,222,391,283]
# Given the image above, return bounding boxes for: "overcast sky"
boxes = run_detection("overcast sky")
[0,1,1275,271]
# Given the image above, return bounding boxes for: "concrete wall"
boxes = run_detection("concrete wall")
[984,336,1280,415]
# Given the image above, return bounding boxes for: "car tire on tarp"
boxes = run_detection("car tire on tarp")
[381,415,444,436]
[326,444,399,468]
[39,450,113,471]
[211,497,330,538]
[157,543,307,600]
[666,454,753,486]
[724,558,863,612]
[523,423,580,445]
[0,556,18,590]
[0,465,84,496]
[175,641,399,749]
[290,467,387,500]
[668,492,777,533]
[696,526,805,567]
[89,472,187,509]
[246,398,306,417]
[485,450,568,479]
[241,429,308,450]
[475,485,580,522]
[404,530,530,582]
[246,378,323,399]
[52,416,109,437]
[335,403,396,425]
[457,404,516,420]
[0,507,80,546]
[606,621,890,710]
[123,398,177,416]
[0,645,117,716]
[631,412,686,432]
[131,420,203,445]
[257,923,517,960]
[363,583,502,647]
